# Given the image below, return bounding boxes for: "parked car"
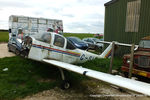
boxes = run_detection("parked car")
[82,38,103,50]
[8,34,23,55]
[66,37,88,50]
[99,38,104,41]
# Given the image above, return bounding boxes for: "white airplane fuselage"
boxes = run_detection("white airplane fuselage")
[27,33,112,64]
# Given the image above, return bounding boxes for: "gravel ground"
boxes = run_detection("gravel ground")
[0,43,15,58]
[22,80,150,100]
[0,43,150,100]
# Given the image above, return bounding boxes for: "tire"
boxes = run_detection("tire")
[61,80,71,90]
[7,44,12,52]
[8,47,11,52]
[15,49,20,56]
[95,46,100,51]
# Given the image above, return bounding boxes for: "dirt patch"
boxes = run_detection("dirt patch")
[0,43,15,58]
[22,80,150,100]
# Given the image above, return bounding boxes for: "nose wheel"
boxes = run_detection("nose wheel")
[59,68,71,89]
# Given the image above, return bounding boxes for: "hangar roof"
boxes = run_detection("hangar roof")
[104,0,118,6]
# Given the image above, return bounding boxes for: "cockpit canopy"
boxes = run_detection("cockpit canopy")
[33,32,76,50]
[34,32,51,43]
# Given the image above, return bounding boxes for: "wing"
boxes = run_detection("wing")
[43,59,150,96]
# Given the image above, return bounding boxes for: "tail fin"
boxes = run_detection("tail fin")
[99,42,113,58]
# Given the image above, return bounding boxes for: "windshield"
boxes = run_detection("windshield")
[139,40,150,48]
[69,37,83,44]
[92,38,100,42]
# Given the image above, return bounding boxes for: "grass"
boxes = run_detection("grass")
[0,31,9,42]
[63,33,94,39]
[0,56,122,100]
[0,56,61,100]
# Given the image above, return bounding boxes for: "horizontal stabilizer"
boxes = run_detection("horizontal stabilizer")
[97,41,138,50]
[43,59,150,96]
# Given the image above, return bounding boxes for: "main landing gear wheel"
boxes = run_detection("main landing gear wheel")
[59,68,71,90]
[61,80,71,90]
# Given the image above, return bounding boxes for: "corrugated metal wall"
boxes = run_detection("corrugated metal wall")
[104,0,150,56]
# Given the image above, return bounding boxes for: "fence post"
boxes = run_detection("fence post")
[128,43,135,78]
[109,41,115,74]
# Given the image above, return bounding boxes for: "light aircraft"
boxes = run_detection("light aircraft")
[23,32,113,64]
[19,32,150,96]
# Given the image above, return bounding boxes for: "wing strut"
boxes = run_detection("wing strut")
[58,68,71,89]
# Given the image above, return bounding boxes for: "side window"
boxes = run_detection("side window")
[66,40,76,50]
[37,33,51,44]
[87,39,90,42]
[84,39,88,42]
[54,35,65,48]
[87,39,93,43]
[41,33,51,43]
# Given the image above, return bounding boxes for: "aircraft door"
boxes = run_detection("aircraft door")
[63,40,78,63]
[50,34,65,61]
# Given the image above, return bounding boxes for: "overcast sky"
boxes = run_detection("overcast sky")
[0,0,110,33]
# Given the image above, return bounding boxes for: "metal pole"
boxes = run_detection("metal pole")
[128,43,135,78]
[109,41,115,74]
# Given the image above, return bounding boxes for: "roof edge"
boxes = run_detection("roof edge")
[104,0,118,6]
